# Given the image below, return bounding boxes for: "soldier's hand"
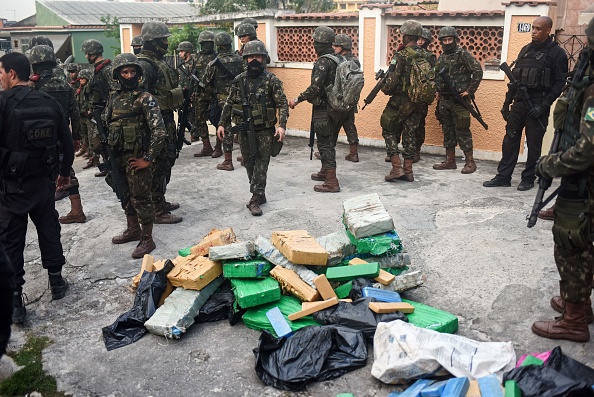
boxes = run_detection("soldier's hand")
[56,175,71,190]
[460,91,469,98]
[528,105,545,119]
[289,99,298,109]
[275,127,286,142]
[216,126,225,140]
[128,157,150,171]
[500,105,510,122]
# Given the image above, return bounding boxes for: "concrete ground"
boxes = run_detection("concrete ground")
[8,135,594,397]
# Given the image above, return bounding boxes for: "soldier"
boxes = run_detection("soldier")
[217,41,287,216]
[192,30,219,157]
[415,28,436,163]
[484,16,568,191]
[0,52,72,324]
[432,26,483,174]
[176,41,196,92]
[289,26,347,193]
[202,32,244,172]
[138,21,183,224]
[236,23,257,56]
[67,64,79,89]
[105,53,167,258]
[80,39,115,178]
[379,20,426,183]
[29,45,87,224]
[131,35,143,55]
[76,69,95,167]
[531,18,594,342]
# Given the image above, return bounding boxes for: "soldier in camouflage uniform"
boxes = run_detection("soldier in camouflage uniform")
[415,28,436,163]
[104,53,167,259]
[67,64,80,90]
[138,21,183,224]
[29,45,87,224]
[380,20,425,183]
[131,35,143,55]
[531,18,594,342]
[217,41,288,216]
[202,32,244,171]
[176,41,196,92]
[433,26,483,174]
[192,31,219,157]
[236,23,258,56]
[289,26,347,193]
[76,69,95,165]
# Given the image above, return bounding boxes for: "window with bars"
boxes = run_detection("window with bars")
[276,26,359,63]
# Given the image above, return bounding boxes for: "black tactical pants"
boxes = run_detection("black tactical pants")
[495,100,549,183]
[0,177,65,291]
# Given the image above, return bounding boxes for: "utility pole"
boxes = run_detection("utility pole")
[6,9,16,20]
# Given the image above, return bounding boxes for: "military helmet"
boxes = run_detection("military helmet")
[29,45,56,65]
[66,63,78,72]
[30,36,54,49]
[214,32,233,46]
[112,53,143,79]
[242,17,258,29]
[176,41,194,52]
[141,21,171,42]
[236,23,256,38]
[131,35,143,47]
[586,16,594,51]
[242,40,268,58]
[399,20,423,37]
[198,30,215,43]
[421,28,432,42]
[81,39,104,55]
[333,33,352,50]
[312,26,335,44]
[438,26,458,39]
[78,69,93,80]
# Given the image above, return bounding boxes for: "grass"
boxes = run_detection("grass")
[0,335,66,397]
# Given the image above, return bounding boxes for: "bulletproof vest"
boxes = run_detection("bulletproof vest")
[558,64,593,152]
[106,90,149,153]
[231,71,277,129]
[0,87,60,181]
[138,52,183,111]
[36,70,72,122]
[512,42,555,91]
[437,47,472,93]
[212,52,244,98]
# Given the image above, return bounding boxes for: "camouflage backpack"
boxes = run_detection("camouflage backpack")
[321,54,364,112]
[405,47,436,105]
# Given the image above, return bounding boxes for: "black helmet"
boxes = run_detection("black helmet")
[112,53,143,80]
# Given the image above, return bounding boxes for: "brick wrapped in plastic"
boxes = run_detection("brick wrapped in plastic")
[342,193,394,239]
[209,241,255,261]
[346,230,403,256]
[316,230,356,266]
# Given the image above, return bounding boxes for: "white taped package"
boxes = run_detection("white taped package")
[254,236,317,289]
[372,320,516,384]
[342,193,394,239]
[208,241,255,261]
[316,230,356,266]
[144,276,224,338]
[375,270,425,292]
[374,252,411,268]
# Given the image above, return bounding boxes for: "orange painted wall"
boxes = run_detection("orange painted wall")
[258,23,267,46]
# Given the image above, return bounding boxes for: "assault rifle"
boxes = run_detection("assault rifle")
[362,64,395,109]
[230,76,257,166]
[526,48,591,228]
[308,108,315,160]
[175,65,199,155]
[438,68,489,130]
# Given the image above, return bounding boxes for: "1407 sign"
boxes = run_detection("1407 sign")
[518,22,532,33]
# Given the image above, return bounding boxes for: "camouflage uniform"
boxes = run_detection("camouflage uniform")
[191,46,217,141]
[89,56,116,166]
[77,71,96,160]
[340,52,361,146]
[416,47,437,158]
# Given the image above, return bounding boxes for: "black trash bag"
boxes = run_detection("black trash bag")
[312,297,407,340]
[254,325,368,391]
[349,277,375,300]
[503,346,594,397]
[102,266,169,351]
[195,281,235,324]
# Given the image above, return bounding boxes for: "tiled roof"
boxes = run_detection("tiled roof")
[383,9,505,17]
[277,12,358,20]
[501,1,557,6]
[37,0,196,26]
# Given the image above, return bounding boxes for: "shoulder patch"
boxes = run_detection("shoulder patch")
[585,107,594,121]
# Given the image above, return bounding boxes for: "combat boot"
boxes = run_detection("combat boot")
[54,189,69,201]
[82,156,98,169]
[401,159,414,182]
[461,150,477,174]
[247,194,263,216]
[538,205,555,221]
[433,147,457,170]
[532,300,590,342]
[59,194,87,224]
[413,150,421,163]
[345,144,359,162]
[154,212,183,224]
[385,155,405,182]
[217,152,234,171]
[164,202,180,212]
[12,291,26,325]
[314,152,321,160]
[132,224,156,259]
[95,169,108,177]
[258,193,267,205]
[551,296,594,323]
[75,144,87,157]
[311,167,327,181]
[212,138,223,158]
[48,272,69,300]
[194,138,214,157]
[112,215,141,244]
[384,155,391,163]
[314,168,340,193]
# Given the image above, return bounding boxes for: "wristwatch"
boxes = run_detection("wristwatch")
[143,154,153,163]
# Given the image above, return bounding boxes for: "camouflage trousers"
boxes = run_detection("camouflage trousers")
[190,95,211,140]
[381,95,424,159]
[151,115,176,214]
[314,106,348,170]
[436,97,473,152]
[417,103,429,152]
[79,116,91,149]
[66,167,79,196]
[337,107,359,145]
[238,128,274,195]
[116,152,155,225]
[83,118,100,157]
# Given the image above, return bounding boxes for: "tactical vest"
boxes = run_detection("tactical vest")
[512,42,555,91]
[212,52,244,100]
[106,91,149,154]
[0,87,59,182]
[195,52,216,80]
[138,53,183,111]
[231,72,277,129]
[437,48,473,94]
[36,70,72,122]
[557,63,593,152]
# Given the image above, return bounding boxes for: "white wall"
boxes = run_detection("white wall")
[438,0,504,12]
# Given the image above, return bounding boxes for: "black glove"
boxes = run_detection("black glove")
[501,104,510,121]
[528,104,545,119]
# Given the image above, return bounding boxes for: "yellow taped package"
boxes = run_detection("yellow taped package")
[271,230,328,266]
[167,255,223,290]
[270,266,320,302]
[190,228,236,256]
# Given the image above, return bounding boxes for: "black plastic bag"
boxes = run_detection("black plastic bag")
[102,268,168,351]
[254,325,368,391]
[349,277,375,300]
[195,281,235,324]
[503,346,594,397]
[313,297,407,340]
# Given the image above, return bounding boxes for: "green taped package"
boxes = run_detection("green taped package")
[178,247,192,257]
[230,277,281,309]
[242,295,319,337]
[402,299,459,334]
[345,229,403,256]
[223,258,273,278]
[334,280,352,299]
[326,262,380,282]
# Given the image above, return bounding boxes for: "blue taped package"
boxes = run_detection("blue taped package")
[477,374,504,397]
[266,306,293,338]
[362,287,401,302]
[400,379,434,397]
[442,377,470,397]
[420,380,448,397]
